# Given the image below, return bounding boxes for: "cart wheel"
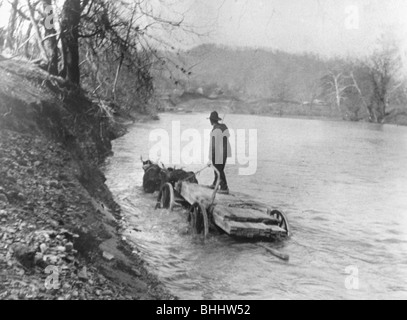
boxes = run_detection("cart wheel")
[188,203,209,239]
[268,209,290,236]
[161,183,175,211]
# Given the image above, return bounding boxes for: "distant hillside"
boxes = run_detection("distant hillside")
[154,44,331,104]
[153,44,407,125]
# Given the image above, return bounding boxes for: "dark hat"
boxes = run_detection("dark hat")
[208,111,222,121]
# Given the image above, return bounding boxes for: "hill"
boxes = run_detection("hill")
[154,44,407,125]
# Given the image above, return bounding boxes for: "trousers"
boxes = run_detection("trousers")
[212,159,228,190]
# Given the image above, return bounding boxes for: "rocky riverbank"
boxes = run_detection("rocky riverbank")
[0,59,174,300]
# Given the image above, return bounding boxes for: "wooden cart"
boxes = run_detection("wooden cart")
[158,166,290,241]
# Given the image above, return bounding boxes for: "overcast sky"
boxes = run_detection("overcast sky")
[1,0,406,58]
[166,0,407,58]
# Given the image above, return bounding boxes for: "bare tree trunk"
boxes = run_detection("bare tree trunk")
[370,73,390,123]
[41,0,58,75]
[25,0,49,62]
[60,0,81,85]
[350,72,376,122]
[332,73,343,112]
[112,4,137,101]
[24,23,33,57]
[4,0,19,51]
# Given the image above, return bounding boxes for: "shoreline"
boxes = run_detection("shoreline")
[0,59,175,300]
[160,108,407,128]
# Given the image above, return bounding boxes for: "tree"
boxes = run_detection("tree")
[349,69,376,122]
[364,34,403,123]
[60,0,82,84]
[41,0,59,75]
[321,70,354,117]
[25,0,49,63]
[3,0,19,51]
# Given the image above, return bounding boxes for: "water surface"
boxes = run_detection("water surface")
[105,113,407,300]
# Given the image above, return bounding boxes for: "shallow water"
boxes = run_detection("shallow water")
[104,113,407,300]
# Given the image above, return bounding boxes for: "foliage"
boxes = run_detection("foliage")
[0,0,194,114]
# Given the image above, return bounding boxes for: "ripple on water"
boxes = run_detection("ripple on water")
[105,114,407,300]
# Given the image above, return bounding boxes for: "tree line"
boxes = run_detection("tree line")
[0,0,193,113]
[159,40,407,124]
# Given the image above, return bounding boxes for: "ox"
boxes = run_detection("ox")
[141,157,198,195]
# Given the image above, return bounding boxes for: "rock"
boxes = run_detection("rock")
[102,251,115,262]
[44,255,59,265]
[131,268,142,277]
[12,244,36,269]
[65,242,74,253]
[95,290,101,296]
[78,267,89,281]
[50,220,59,228]
[40,243,48,254]
[34,161,41,167]
[7,227,16,234]
[34,252,43,263]
[57,246,66,253]
[103,290,113,296]
[16,269,25,276]
[47,180,59,189]
[0,194,8,204]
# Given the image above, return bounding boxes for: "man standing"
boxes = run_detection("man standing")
[208,111,231,194]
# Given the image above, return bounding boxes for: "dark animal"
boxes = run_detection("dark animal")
[141,157,162,194]
[162,167,199,186]
[140,157,199,206]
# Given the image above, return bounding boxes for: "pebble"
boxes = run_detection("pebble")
[50,220,59,228]
[65,242,74,253]
[132,268,142,277]
[7,228,17,234]
[78,267,89,281]
[47,180,59,189]
[34,252,43,263]
[16,269,25,276]
[45,255,59,264]
[40,243,48,253]
[102,252,115,262]
[0,194,8,204]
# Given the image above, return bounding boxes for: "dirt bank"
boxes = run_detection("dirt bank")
[0,59,174,300]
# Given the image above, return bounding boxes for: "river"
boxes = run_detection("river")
[104,113,407,300]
